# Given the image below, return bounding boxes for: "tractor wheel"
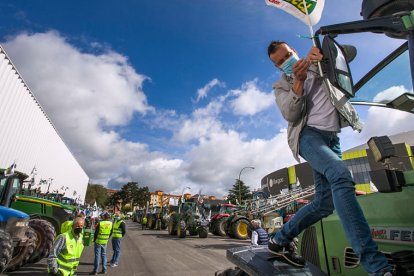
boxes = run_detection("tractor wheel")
[148,216,154,229]
[198,226,208,238]
[168,219,177,235]
[210,221,219,235]
[189,229,198,236]
[177,220,186,238]
[6,227,37,271]
[225,221,234,238]
[155,219,162,230]
[231,219,250,240]
[161,220,168,230]
[215,217,227,236]
[0,229,13,273]
[27,219,56,263]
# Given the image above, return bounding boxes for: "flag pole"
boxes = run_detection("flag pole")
[302,0,323,76]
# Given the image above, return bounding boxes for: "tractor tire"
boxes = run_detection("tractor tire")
[0,229,13,273]
[27,219,56,263]
[161,220,168,230]
[231,219,250,240]
[225,221,234,238]
[167,219,177,235]
[155,219,162,230]
[189,229,198,236]
[148,216,154,229]
[198,226,208,238]
[215,217,227,236]
[177,220,186,238]
[210,221,218,235]
[6,227,37,271]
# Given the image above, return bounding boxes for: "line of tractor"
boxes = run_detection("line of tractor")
[0,168,78,273]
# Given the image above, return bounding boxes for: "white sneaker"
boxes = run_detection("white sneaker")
[110,263,118,268]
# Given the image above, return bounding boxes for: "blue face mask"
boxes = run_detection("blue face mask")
[280,53,299,76]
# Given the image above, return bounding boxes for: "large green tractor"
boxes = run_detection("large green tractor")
[226,1,414,275]
[168,198,210,238]
[1,169,76,263]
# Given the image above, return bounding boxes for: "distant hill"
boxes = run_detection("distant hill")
[344,130,414,153]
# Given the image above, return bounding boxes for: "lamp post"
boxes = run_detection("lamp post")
[238,166,255,204]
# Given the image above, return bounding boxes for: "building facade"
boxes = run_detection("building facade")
[0,46,89,202]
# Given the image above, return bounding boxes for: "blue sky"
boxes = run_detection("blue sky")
[1,1,413,197]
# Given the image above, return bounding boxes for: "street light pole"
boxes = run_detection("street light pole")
[238,166,254,204]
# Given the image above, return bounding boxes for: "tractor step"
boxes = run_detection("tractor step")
[226,245,326,276]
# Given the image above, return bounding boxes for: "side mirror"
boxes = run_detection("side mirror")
[322,35,356,98]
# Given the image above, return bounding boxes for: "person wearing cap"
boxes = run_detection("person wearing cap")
[48,217,85,276]
[109,213,126,268]
[90,213,113,275]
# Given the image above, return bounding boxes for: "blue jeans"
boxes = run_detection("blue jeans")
[110,238,121,265]
[274,126,391,275]
[93,243,107,272]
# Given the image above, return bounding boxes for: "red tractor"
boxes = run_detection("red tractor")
[209,203,239,236]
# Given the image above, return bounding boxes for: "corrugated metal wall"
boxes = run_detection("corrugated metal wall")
[0,45,89,203]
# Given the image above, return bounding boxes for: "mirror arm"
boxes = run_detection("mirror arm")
[315,13,409,37]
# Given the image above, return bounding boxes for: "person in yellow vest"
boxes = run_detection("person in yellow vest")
[47,217,85,276]
[89,212,113,275]
[60,216,74,234]
[109,214,126,268]
[61,212,85,234]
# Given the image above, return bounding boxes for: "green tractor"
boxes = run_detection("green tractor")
[152,204,169,230]
[1,169,76,263]
[0,172,37,272]
[224,209,251,240]
[227,1,414,275]
[168,198,210,238]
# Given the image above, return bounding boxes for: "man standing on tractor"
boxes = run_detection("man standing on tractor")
[47,217,85,276]
[266,41,393,275]
[90,212,113,275]
[109,213,126,268]
[250,219,268,246]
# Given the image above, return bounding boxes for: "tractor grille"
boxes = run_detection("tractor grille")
[344,247,396,270]
[344,247,360,268]
[301,226,321,268]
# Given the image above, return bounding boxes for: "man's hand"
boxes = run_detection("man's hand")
[307,46,323,64]
[293,59,311,82]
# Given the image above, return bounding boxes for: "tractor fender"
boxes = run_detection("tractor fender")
[29,214,59,233]
[230,215,249,226]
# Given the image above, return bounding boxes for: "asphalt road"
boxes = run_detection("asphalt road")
[6,221,250,276]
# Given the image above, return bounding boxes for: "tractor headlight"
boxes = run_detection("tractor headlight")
[15,221,29,227]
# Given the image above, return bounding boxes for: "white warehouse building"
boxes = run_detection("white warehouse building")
[0,45,89,202]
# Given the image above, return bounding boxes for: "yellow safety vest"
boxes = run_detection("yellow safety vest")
[48,231,84,276]
[61,220,73,234]
[96,220,113,245]
[112,220,124,239]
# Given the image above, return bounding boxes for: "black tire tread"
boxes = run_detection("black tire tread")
[0,229,13,273]
[27,219,56,263]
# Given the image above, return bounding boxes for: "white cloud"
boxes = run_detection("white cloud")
[340,106,414,151]
[2,31,157,182]
[2,31,298,197]
[373,85,412,103]
[195,78,225,102]
[173,98,224,143]
[230,80,274,116]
